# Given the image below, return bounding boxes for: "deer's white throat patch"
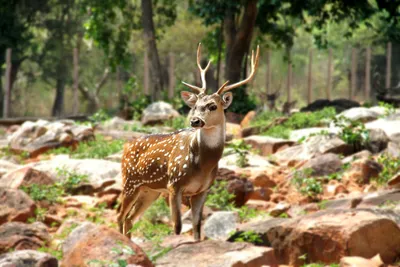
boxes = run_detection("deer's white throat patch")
[197,125,225,149]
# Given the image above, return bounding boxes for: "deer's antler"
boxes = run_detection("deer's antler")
[217,45,260,95]
[182,43,211,94]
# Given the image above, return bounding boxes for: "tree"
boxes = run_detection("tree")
[0,0,49,116]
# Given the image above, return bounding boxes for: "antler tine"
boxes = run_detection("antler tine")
[197,43,211,92]
[181,43,211,94]
[218,45,260,94]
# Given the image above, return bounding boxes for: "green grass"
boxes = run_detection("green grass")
[291,168,323,199]
[230,230,263,244]
[21,168,89,204]
[48,135,124,159]
[253,107,337,139]
[375,155,400,185]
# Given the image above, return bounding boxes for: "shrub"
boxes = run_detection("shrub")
[225,139,251,167]
[332,116,370,148]
[378,101,396,117]
[375,155,400,185]
[230,230,263,244]
[206,180,235,210]
[292,168,323,199]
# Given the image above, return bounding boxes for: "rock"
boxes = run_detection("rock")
[226,178,254,207]
[340,255,384,267]
[275,135,353,164]
[141,101,180,125]
[300,98,360,113]
[219,153,273,170]
[344,159,382,185]
[241,125,262,137]
[269,202,290,217]
[387,141,400,158]
[246,168,277,188]
[289,127,339,142]
[105,150,123,162]
[339,107,380,122]
[102,117,141,130]
[300,153,342,177]
[342,150,372,164]
[366,129,390,153]
[0,166,54,189]
[8,120,94,157]
[97,129,145,141]
[388,173,400,188]
[63,195,98,209]
[247,188,273,202]
[204,211,239,240]
[0,250,58,267]
[266,209,400,265]
[29,158,121,193]
[0,222,50,253]
[240,111,257,128]
[244,136,295,156]
[0,160,20,178]
[226,123,241,139]
[366,116,400,141]
[62,223,152,267]
[156,240,278,267]
[0,188,36,225]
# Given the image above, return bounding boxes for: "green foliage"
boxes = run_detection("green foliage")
[87,203,107,224]
[256,108,336,139]
[129,220,172,241]
[49,135,124,159]
[375,155,400,185]
[56,168,89,193]
[28,207,48,223]
[22,168,90,204]
[38,246,63,261]
[292,168,323,199]
[332,116,370,147]
[226,140,251,167]
[230,230,262,244]
[165,116,187,130]
[251,110,283,127]
[378,101,396,117]
[206,180,235,210]
[228,87,257,115]
[142,198,170,224]
[89,109,111,124]
[237,206,267,222]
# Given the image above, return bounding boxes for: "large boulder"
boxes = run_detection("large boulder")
[156,240,278,267]
[28,158,121,193]
[232,209,400,266]
[244,136,295,156]
[338,107,380,122]
[8,120,94,157]
[0,160,20,178]
[62,223,152,267]
[0,188,36,225]
[0,222,50,253]
[141,101,180,125]
[274,135,353,164]
[0,250,58,267]
[0,166,54,189]
[204,211,239,240]
[365,129,390,153]
[300,153,342,177]
[366,113,400,141]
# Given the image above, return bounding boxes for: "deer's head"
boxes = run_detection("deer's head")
[181,44,259,129]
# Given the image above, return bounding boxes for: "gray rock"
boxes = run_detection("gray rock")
[387,141,400,158]
[301,153,342,176]
[0,250,58,267]
[141,101,180,125]
[366,116,400,141]
[156,240,278,267]
[204,211,239,240]
[342,150,372,164]
[28,158,121,193]
[366,128,390,153]
[339,107,380,122]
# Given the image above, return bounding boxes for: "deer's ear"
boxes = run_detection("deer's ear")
[222,92,233,109]
[181,91,198,108]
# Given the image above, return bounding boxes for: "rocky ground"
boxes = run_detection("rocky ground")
[0,101,399,267]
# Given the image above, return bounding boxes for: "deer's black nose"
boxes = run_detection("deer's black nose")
[190,117,205,128]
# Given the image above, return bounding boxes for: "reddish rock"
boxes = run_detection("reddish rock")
[248,187,273,201]
[0,188,36,225]
[246,200,275,210]
[246,169,277,188]
[0,222,50,253]
[225,178,254,207]
[244,136,295,156]
[270,193,286,203]
[0,166,54,189]
[240,111,257,128]
[388,172,400,189]
[62,224,152,267]
[344,159,382,185]
[96,193,119,208]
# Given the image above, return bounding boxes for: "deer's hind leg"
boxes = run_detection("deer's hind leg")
[124,189,161,238]
[118,188,140,236]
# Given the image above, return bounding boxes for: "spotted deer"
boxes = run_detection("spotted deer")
[118,44,260,240]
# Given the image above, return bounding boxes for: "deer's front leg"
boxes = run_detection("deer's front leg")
[169,189,182,235]
[190,190,207,241]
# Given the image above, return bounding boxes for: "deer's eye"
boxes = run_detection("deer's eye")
[209,105,217,111]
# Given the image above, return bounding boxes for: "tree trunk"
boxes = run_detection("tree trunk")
[52,77,66,117]
[141,0,164,101]
[224,0,257,84]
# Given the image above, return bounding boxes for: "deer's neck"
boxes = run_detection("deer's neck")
[191,119,225,170]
